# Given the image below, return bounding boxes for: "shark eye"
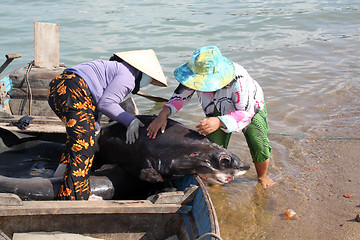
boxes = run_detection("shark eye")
[219,155,232,169]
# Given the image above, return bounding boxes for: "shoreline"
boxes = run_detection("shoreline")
[209,122,360,239]
[266,135,360,239]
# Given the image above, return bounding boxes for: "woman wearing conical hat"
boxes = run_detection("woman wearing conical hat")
[47,49,167,200]
[147,46,275,189]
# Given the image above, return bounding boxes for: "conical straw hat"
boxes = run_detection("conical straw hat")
[114,49,167,87]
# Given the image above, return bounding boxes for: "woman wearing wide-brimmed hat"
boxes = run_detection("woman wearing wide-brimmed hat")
[48,49,167,200]
[147,46,274,189]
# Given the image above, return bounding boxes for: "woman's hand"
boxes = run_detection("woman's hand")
[147,106,171,139]
[196,117,223,135]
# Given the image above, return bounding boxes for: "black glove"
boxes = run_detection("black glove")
[7,115,34,130]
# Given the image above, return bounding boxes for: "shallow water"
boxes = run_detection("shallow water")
[1,0,359,239]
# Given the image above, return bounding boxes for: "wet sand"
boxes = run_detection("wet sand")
[266,138,360,239]
[209,120,360,239]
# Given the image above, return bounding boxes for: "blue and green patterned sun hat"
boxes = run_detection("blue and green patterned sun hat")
[174,46,235,92]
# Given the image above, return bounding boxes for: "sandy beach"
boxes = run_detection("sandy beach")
[209,118,360,240]
[267,137,360,239]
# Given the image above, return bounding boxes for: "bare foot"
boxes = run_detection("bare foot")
[258,176,275,189]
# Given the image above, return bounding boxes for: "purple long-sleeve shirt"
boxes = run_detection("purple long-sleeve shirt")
[65,60,137,127]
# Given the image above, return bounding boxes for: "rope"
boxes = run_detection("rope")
[196,233,223,240]
[268,133,360,141]
[25,61,33,115]
[18,61,34,115]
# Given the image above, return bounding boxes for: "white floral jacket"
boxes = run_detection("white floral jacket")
[165,63,265,133]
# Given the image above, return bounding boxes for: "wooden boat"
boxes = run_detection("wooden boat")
[0,175,219,240]
[0,59,221,240]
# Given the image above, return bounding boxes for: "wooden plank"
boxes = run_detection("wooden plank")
[0,96,139,134]
[9,67,64,88]
[0,199,185,216]
[0,193,23,206]
[1,213,181,240]
[0,114,61,124]
[34,22,59,68]
[0,122,65,133]
[0,115,65,133]
[12,232,103,240]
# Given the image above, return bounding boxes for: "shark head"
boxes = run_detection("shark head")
[170,144,250,185]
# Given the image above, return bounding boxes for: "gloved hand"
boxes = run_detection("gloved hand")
[126,118,145,144]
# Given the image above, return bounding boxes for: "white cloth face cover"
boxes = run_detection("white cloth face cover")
[140,73,153,88]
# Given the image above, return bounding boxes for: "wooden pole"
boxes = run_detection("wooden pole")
[34,22,60,69]
[0,54,22,75]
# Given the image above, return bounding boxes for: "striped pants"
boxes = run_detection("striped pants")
[48,72,97,200]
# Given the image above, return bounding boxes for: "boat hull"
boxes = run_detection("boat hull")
[0,175,219,240]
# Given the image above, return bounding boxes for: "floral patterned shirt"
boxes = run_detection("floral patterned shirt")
[165,63,264,133]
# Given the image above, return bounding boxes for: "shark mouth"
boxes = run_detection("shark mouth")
[199,170,247,185]
[206,176,234,185]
